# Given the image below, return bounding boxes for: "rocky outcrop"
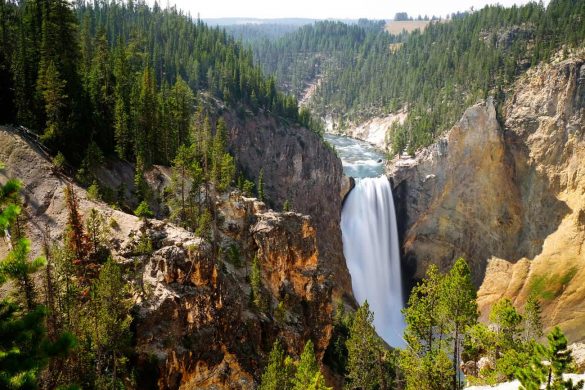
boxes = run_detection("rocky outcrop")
[0,128,335,388]
[223,113,352,300]
[389,56,585,341]
[134,198,333,389]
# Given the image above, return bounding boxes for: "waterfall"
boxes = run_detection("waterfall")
[341,176,405,347]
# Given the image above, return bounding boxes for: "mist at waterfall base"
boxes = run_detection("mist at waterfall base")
[326,134,405,347]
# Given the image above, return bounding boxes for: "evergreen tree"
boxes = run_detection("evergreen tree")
[442,258,478,389]
[293,340,320,390]
[517,327,584,390]
[489,298,523,353]
[346,301,389,390]
[38,60,67,145]
[259,340,294,390]
[86,258,132,388]
[250,256,264,310]
[307,372,332,390]
[0,165,75,389]
[523,294,543,343]
[400,264,452,390]
[0,239,45,311]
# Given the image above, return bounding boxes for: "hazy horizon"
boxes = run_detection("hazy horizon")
[154,0,549,20]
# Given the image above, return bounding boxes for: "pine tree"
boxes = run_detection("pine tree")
[307,372,332,390]
[0,238,45,311]
[259,340,294,390]
[400,264,452,390]
[442,258,478,389]
[346,301,389,390]
[134,200,154,219]
[523,294,543,342]
[517,327,584,390]
[489,298,523,352]
[135,66,158,166]
[86,258,132,388]
[293,340,320,390]
[38,60,67,145]
[85,208,109,257]
[0,165,75,389]
[250,256,264,310]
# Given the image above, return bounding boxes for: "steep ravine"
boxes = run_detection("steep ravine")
[388,56,585,341]
[0,120,346,388]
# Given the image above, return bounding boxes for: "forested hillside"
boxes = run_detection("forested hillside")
[250,20,392,101]
[0,0,319,168]
[245,0,585,153]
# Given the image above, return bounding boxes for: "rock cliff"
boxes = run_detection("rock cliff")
[223,113,352,300]
[0,127,335,388]
[389,56,585,341]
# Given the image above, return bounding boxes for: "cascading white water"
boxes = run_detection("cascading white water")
[341,176,405,347]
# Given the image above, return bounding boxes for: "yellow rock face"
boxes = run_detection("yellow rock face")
[390,55,585,342]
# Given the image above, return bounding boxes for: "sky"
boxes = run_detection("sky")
[160,0,546,20]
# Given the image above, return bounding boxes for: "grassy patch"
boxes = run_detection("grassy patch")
[528,266,578,301]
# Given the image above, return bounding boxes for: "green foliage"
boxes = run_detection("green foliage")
[259,341,294,390]
[443,258,478,389]
[529,267,578,301]
[249,2,585,153]
[84,259,132,388]
[0,302,76,390]
[134,201,154,219]
[489,298,523,351]
[225,244,242,267]
[85,208,110,257]
[250,256,264,310]
[87,181,101,201]
[240,179,255,196]
[135,231,153,256]
[0,239,45,311]
[2,0,313,165]
[401,264,452,390]
[274,301,286,324]
[401,259,478,390]
[523,294,544,342]
[0,168,75,389]
[346,301,391,390]
[324,301,352,376]
[257,168,265,201]
[52,152,67,170]
[259,339,331,390]
[283,199,291,212]
[293,340,320,390]
[517,327,585,390]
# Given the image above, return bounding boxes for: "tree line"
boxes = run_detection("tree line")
[243,0,585,154]
[0,0,321,169]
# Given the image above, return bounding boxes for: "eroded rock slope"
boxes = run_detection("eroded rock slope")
[389,56,585,341]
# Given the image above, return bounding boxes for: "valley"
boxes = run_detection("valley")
[0,0,585,389]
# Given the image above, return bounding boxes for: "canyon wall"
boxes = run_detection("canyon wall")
[0,127,336,388]
[224,114,352,300]
[389,56,585,341]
